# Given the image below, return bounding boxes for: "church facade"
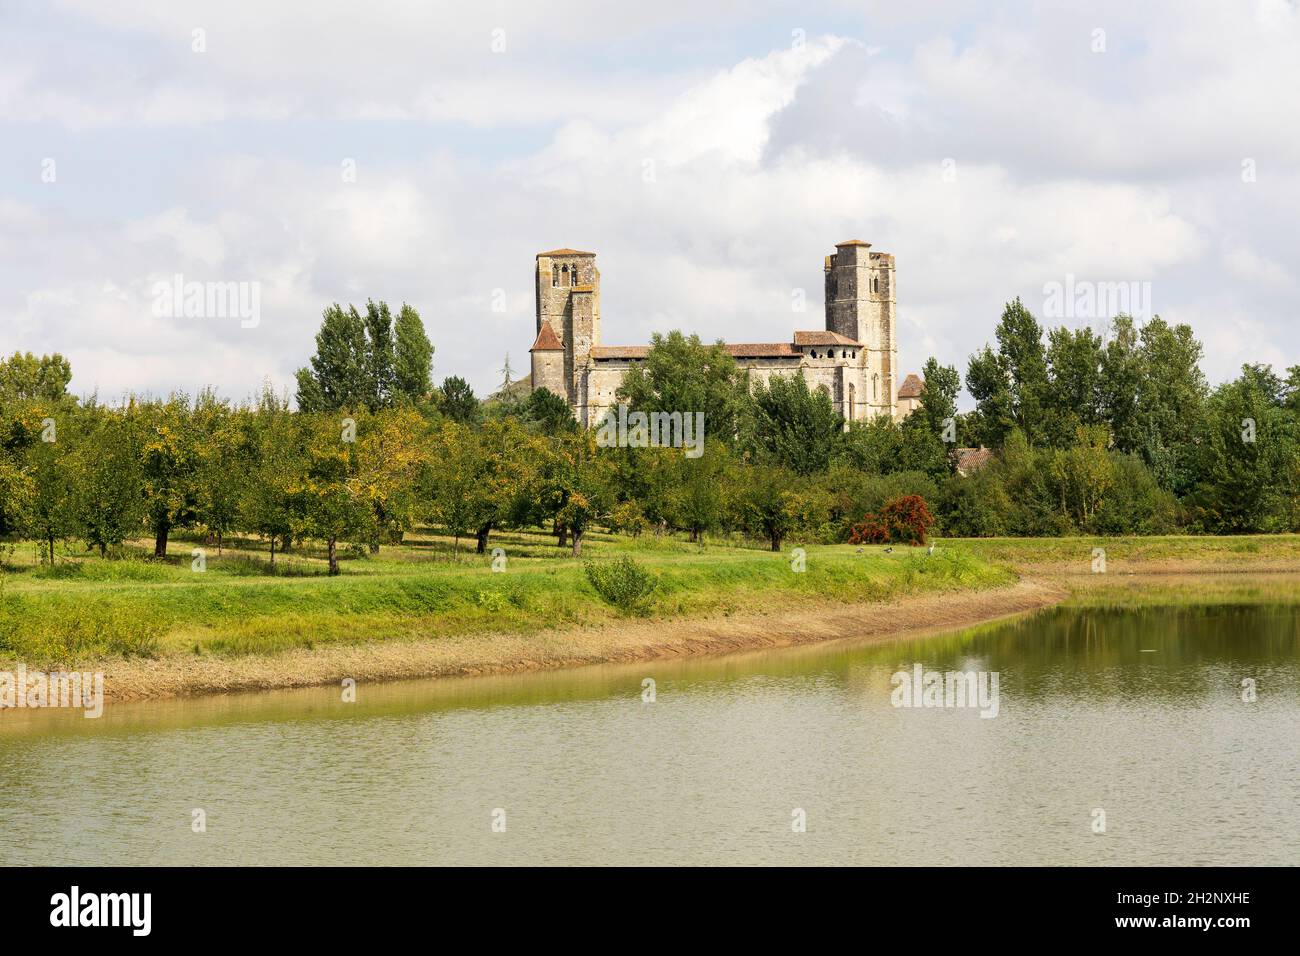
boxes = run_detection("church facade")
[529,240,916,426]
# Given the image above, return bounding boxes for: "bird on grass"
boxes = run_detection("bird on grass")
[883,547,894,554]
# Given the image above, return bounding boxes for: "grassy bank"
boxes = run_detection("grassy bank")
[6,530,1300,702]
[0,529,1011,668]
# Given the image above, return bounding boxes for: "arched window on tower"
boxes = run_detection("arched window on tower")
[562,265,570,286]
[552,265,559,287]
[871,274,879,294]
[847,382,856,421]
[872,374,879,402]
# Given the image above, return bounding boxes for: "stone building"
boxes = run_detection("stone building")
[529,241,918,426]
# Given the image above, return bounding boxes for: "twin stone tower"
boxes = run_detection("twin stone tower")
[529,241,914,428]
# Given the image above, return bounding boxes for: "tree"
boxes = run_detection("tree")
[748,371,841,474]
[965,345,1014,449]
[71,412,143,557]
[137,395,201,558]
[668,442,731,542]
[425,421,487,556]
[22,418,76,564]
[363,299,398,411]
[838,415,904,474]
[616,331,752,442]
[393,303,434,404]
[355,407,428,549]
[1100,314,1144,454]
[438,376,481,425]
[241,407,305,566]
[1188,365,1296,532]
[191,390,244,554]
[1133,317,1208,494]
[736,465,803,552]
[1046,425,1115,531]
[1044,326,1105,447]
[0,352,73,402]
[545,430,615,557]
[298,414,374,574]
[521,387,576,435]
[296,304,368,412]
[899,357,959,477]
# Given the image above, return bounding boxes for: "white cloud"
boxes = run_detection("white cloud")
[2,3,1297,403]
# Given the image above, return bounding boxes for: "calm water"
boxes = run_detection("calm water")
[2,595,1298,866]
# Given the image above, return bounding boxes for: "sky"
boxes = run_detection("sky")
[2,0,1298,405]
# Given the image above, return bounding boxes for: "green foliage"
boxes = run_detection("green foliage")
[521,387,576,435]
[615,331,752,442]
[748,371,842,474]
[393,303,434,403]
[583,556,658,613]
[0,352,72,402]
[438,375,481,425]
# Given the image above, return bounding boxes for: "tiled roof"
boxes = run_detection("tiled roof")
[592,346,650,360]
[897,373,924,398]
[956,447,993,474]
[726,343,800,357]
[592,342,803,361]
[793,330,862,347]
[530,324,564,351]
[536,248,596,257]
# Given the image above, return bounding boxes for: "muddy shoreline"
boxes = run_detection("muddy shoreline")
[70,578,1066,703]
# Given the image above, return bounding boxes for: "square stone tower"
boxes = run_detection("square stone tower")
[824,240,897,417]
[535,248,600,417]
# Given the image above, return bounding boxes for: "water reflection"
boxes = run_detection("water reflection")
[2,589,1298,865]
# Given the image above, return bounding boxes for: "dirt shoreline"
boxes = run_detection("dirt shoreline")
[78,578,1066,703]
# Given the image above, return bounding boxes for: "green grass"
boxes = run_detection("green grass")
[0,529,1013,666]
[947,533,1300,569]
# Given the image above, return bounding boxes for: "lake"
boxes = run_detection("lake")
[2,590,1298,865]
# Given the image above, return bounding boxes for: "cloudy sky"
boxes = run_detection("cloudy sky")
[2,0,1297,404]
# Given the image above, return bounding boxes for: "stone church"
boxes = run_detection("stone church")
[528,240,918,426]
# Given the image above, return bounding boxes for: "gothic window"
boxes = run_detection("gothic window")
[847,382,856,420]
[562,264,569,286]
[552,265,559,287]
[872,374,879,401]
[871,274,879,294]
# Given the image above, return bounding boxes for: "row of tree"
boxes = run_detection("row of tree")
[2,298,1298,570]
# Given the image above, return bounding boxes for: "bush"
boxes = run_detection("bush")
[583,556,658,613]
[848,494,936,546]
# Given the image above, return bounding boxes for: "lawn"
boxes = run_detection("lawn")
[0,528,1012,665]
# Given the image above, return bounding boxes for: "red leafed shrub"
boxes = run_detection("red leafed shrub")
[847,494,936,546]
[847,513,890,544]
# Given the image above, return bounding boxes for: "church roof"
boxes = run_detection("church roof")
[793,330,862,347]
[898,373,924,398]
[591,346,650,360]
[592,342,802,361]
[536,248,596,258]
[530,324,565,351]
